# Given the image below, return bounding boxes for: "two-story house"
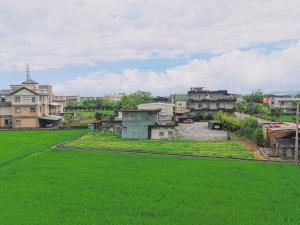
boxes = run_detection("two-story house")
[0,76,63,129]
[263,94,300,114]
[121,109,160,139]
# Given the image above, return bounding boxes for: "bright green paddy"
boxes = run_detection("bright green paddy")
[0,130,300,225]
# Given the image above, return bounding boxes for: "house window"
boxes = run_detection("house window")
[15,119,21,126]
[30,106,36,112]
[123,127,127,134]
[32,97,36,103]
[207,103,210,109]
[198,103,202,108]
[15,107,21,113]
[15,96,20,102]
[216,103,220,109]
[159,132,164,137]
[178,103,182,106]
[4,119,12,125]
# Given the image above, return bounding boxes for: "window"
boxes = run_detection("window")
[216,103,220,109]
[30,106,36,112]
[123,127,127,134]
[4,119,12,125]
[15,107,21,113]
[32,97,36,103]
[159,132,164,137]
[15,96,20,102]
[178,103,182,106]
[15,120,21,126]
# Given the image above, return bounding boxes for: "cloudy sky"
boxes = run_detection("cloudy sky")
[0,0,299,96]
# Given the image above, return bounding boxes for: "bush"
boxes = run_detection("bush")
[214,111,241,131]
[215,111,265,146]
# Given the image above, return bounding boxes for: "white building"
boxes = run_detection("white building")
[137,103,174,121]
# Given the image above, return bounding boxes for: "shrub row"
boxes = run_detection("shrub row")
[215,112,265,146]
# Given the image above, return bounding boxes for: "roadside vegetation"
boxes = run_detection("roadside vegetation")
[215,111,266,146]
[0,131,300,225]
[64,131,254,159]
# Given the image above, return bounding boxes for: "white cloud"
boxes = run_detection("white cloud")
[53,41,300,96]
[0,0,300,70]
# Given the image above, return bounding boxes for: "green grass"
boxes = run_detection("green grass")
[65,132,255,159]
[0,131,300,225]
[262,114,296,122]
[64,110,115,118]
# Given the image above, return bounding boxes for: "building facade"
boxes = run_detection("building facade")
[264,95,300,114]
[121,109,160,139]
[0,77,63,129]
[171,94,188,112]
[52,95,80,107]
[187,88,236,113]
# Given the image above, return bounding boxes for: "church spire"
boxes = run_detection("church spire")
[26,64,30,81]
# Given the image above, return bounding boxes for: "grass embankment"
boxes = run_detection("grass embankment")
[65,132,255,159]
[0,131,300,225]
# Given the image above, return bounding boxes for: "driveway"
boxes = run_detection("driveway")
[176,122,228,140]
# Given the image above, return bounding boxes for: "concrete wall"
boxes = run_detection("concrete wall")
[137,103,174,121]
[122,111,159,139]
[138,103,174,116]
[151,127,175,140]
[122,111,159,125]
[0,106,12,115]
[13,117,39,128]
[175,101,187,111]
[122,125,149,139]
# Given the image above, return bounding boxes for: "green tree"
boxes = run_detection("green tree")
[235,101,249,113]
[120,91,154,109]
[244,90,264,104]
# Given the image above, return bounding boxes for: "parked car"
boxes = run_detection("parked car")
[182,119,194,124]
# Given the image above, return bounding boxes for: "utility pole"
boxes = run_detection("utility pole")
[250,90,254,116]
[295,102,299,165]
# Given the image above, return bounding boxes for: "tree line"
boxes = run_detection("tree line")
[66,91,155,113]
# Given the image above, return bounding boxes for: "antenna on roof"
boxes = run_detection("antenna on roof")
[26,64,31,81]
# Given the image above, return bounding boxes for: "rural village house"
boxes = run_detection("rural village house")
[0,75,63,129]
[263,94,300,114]
[121,109,175,140]
[187,87,236,114]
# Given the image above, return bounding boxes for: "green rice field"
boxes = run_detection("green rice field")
[0,130,300,225]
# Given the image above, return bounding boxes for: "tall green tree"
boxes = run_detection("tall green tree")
[244,90,264,104]
[120,91,154,109]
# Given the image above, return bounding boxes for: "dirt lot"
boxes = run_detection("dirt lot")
[176,122,228,140]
